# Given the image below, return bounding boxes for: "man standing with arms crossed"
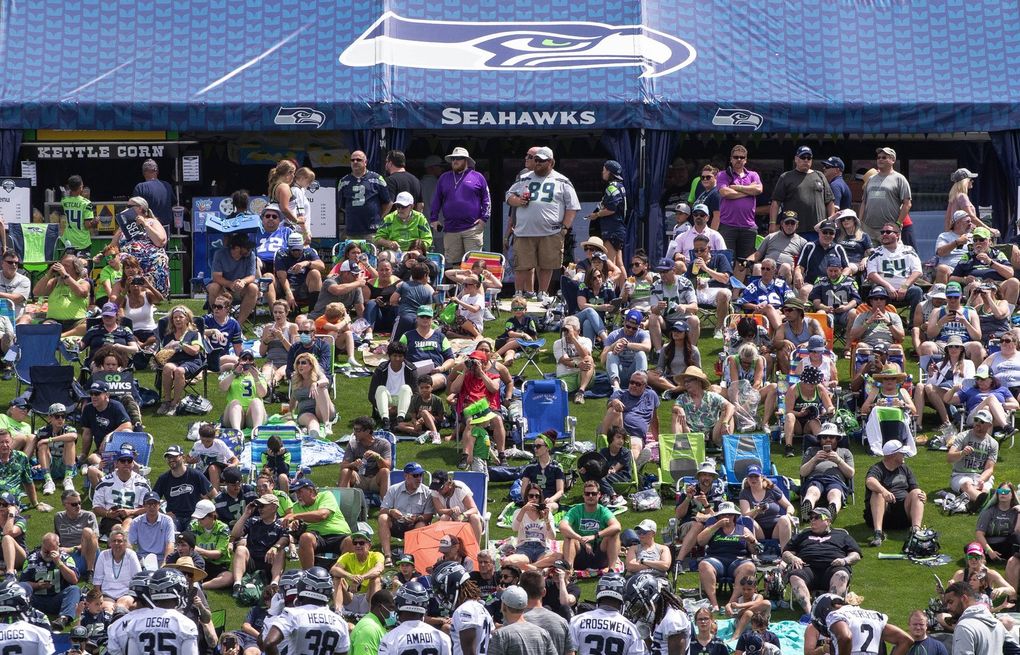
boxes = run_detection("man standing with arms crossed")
[338,150,392,239]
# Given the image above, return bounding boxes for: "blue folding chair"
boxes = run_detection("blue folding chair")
[13,323,62,394]
[721,433,781,498]
[520,379,576,446]
[101,431,154,470]
[452,470,491,546]
[248,425,302,482]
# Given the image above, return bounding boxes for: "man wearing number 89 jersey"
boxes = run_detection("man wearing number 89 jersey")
[379,580,452,655]
[107,568,199,655]
[569,574,647,655]
[263,566,350,655]
[0,578,53,655]
[812,593,911,655]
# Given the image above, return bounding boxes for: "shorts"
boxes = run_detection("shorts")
[513,234,564,271]
[803,477,849,501]
[133,329,155,343]
[243,552,274,579]
[789,564,851,593]
[702,557,753,579]
[168,358,203,378]
[98,515,123,537]
[514,541,550,563]
[205,560,229,579]
[696,287,726,305]
[600,228,625,252]
[352,470,382,492]
[951,473,994,493]
[573,539,609,570]
[864,496,910,530]
[310,532,349,553]
[390,520,417,539]
[45,317,84,332]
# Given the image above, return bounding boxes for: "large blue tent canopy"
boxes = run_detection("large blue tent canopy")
[2,0,1018,133]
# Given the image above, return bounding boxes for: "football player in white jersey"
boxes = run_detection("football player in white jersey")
[812,593,912,655]
[91,444,151,533]
[379,580,453,655]
[433,561,494,655]
[0,578,54,655]
[623,572,690,655]
[263,566,350,655]
[107,567,200,655]
[570,573,648,655]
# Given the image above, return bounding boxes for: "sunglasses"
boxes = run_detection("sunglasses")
[50,414,66,419]
[629,380,645,386]
[997,488,1013,495]
[410,473,422,478]
[966,553,984,559]
[213,304,228,309]
[798,155,813,160]
[351,157,366,162]
[820,230,836,236]
[527,494,541,499]
[297,330,312,334]
[583,491,600,497]
[974,236,988,242]
[66,502,81,507]
[353,540,369,546]
[880,230,898,235]
[263,214,280,220]
[2,260,18,265]
[624,323,638,329]
[731,155,747,160]
[701,175,714,180]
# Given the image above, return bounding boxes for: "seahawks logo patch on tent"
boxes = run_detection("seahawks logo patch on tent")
[0,180,15,194]
[340,12,696,78]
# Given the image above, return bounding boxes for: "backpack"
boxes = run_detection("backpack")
[903,527,940,559]
[235,569,266,606]
[178,394,213,415]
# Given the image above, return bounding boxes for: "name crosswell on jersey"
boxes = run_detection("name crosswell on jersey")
[827,607,888,655]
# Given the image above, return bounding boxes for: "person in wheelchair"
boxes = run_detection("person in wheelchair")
[695,501,758,613]
[737,464,796,548]
[782,506,861,618]
[799,423,855,521]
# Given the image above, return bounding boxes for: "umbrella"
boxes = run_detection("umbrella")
[403,521,479,576]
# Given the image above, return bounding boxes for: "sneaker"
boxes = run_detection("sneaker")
[785,445,796,458]
[482,308,495,321]
[827,502,839,518]
[232,583,242,598]
[50,616,69,632]
[457,453,469,470]
[381,417,391,432]
[164,405,177,417]
[573,391,585,405]
[713,329,724,340]
[308,429,320,441]
[132,422,145,433]
[430,433,442,445]
[42,478,55,496]
[800,499,814,522]
[868,530,885,547]
[155,402,170,416]
[62,476,75,492]
[415,432,430,445]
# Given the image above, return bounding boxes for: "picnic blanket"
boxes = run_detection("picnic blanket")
[716,618,806,654]
[241,435,345,470]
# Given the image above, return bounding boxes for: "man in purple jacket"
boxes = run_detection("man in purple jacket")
[430,147,491,264]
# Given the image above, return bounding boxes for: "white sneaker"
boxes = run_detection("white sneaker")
[42,478,55,496]
[483,308,495,321]
[713,329,724,340]
[63,476,75,492]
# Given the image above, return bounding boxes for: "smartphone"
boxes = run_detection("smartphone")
[823,444,832,452]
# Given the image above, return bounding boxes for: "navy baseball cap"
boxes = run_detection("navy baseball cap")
[89,381,109,394]
[290,478,315,491]
[0,493,16,506]
[624,309,643,324]
[869,286,889,299]
[825,254,843,269]
[796,146,813,158]
[604,160,623,178]
[653,257,674,272]
[8,398,27,410]
[746,465,763,477]
[142,491,160,504]
[821,156,845,170]
[403,462,425,475]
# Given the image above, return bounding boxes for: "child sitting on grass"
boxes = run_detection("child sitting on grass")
[396,375,446,444]
[314,302,361,368]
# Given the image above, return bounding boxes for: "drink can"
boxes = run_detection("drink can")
[280,402,290,415]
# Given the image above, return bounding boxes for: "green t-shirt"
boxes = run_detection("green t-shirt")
[273,489,293,517]
[189,519,232,565]
[471,427,491,461]
[225,371,264,409]
[297,491,351,536]
[375,210,433,251]
[0,415,30,436]
[97,265,122,296]
[349,611,387,655]
[565,502,613,538]
[45,281,88,321]
[0,451,31,498]
[60,195,94,249]
[336,551,384,593]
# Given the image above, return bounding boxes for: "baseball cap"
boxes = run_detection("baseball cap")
[532,147,554,161]
[116,445,136,461]
[396,553,415,566]
[429,470,450,491]
[416,305,434,317]
[951,209,970,224]
[175,531,196,548]
[438,535,456,552]
[142,491,161,505]
[403,461,425,475]
[8,398,27,410]
[951,168,979,183]
[290,478,315,492]
[254,493,280,506]
[966,542,985,556]
[868,286,889,299]
[192,499,216,519]
[796,146,813,158]
[47,403,68,415]
[624,309,643,324]
[818,221,837,233]
[239,348,255,360]
[670,321,690,333]
[873,342,890,354]
[945,281,963,297]
[100,302,118,317]
[974,408,993,424]
[674,202,691,215]
[89,381,109,394]
[468,350,488,362]
[163,445,184,457]
[350,531,370,543]
[393,191,415,207]
[604,160,623,178]
[825,254,843,269]
[338,259,356,274]
[781,210,799,222]
[810,507,832,520]
[262,203,282,216]
[882,440,908,456]
[821,156,845,170]
[635,519,657,534]
[501,585,529,611]
[928,283,947,300]
[692,203,709,216]
[876,146,896,158]
[221,467,242,485]
[286,232,305,249]
[654,257,674,272]
[746,464,763,477]
[973,226,992,239]
[807,335,827,353]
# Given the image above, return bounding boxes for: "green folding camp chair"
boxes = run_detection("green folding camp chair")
[656,432,706,496]
[595,432,638,495]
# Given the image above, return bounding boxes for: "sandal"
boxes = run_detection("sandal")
[384,556,393,567]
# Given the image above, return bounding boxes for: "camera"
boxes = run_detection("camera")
[537,502,547,512]
[756,502,768,512]
[132,276,144,285]
[465,358,478,369]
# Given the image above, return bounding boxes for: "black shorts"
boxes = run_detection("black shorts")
[789,564,850,592]
[573,540,609,570]
[244,549,275,577]
[864,497,910,530]
[134,329,155,343]
[390,521,416,539]
[311,532,348,553]
[205,560,229,579]
[98,515,122,537]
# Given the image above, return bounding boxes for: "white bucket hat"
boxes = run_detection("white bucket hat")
[445,147,475,168]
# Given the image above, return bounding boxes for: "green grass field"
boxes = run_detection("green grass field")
[18,301,1010,631]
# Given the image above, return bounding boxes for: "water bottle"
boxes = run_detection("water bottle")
[507,399,523,428]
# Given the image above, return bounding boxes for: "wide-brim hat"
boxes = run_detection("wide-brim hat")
[715,501,741,517]
[678,366,710,388]
[696,461,719,478]
[445,147,475,168]
[873,366,906,382]
[580,236,608,254]
[166,556,207,582]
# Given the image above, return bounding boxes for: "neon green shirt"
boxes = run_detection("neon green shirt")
[336,551,383,593]
[60,195,94,249]
[225,371,264,409]
[349,611,387,655]
[296,491,351,536]
[0,415,30,436]
[376,210,433,251]
[96,265,122,297]
[45,280,88,320]
[189,518,232,565]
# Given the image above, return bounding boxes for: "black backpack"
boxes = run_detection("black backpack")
[903,528,940,559]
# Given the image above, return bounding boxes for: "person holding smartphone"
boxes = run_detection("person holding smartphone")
[798,423,855,522]
[218,350,268,431]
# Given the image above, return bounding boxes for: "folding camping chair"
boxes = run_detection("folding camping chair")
[97,431,155,480]
[514,337,546,378]
[217,428,245,460]
[13,323,62,395]
[520,379,576,446]
[330,240,378,271]
[248,425,302,484]
[460,251,505,318]
[594,432,639,495]
[326,486,374,537]
[6,223,59,275]
[27,365,86,429]
[721,433,782,498]
[153,316,210,397]
[0,298,14,326]
[655,432,709,494]
[452,470,491,547]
